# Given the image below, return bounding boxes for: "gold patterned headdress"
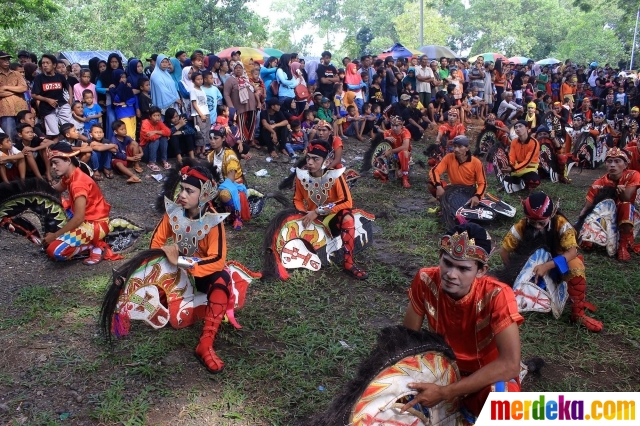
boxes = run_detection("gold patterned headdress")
[389,115,404,126]
[605,147,630,163]
[440,230,493,264]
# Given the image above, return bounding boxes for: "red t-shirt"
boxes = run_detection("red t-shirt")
[438,122,466,142]
[408,267,523,374]
[586,170,640,203]
[62,166,111,221]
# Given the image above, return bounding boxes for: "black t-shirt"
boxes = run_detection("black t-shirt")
[369,86,385,107]
[431,97,451,114]
[32,72,69,117]
[384,101,408,118]
[402,106,424,124]
[137,93,153,120]
[144,66,154,78]
[316,63,338,99]
[260,109,287,130]
[385,66,399,95]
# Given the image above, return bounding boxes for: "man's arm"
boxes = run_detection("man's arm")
[403,323,521,411]
[403,303,425,331]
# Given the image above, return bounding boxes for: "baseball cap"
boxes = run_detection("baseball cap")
[146,54,158,62]
[452,135,469,147]
[321,97,330,103]
[313,91,323,97]
[400,94,411,101]
[17,50,29,58]
[0,51,11,59]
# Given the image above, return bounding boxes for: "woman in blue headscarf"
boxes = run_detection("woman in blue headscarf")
[110,69,138,138]
[169,57,182,92]
[127,58,144,94]
[150,54,181,113]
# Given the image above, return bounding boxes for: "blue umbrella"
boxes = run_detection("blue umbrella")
[379,43,421,60]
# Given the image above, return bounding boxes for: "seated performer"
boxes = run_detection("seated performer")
[483,113,510,147]
[500,192,603,332]
[402,223,523,419]
[434,109,465,153]
[501,120,540,191]
[207,124,249,230]
[293,140,367,279]
[427,135,486,207]
[44,143,119,265]
[564,113,599,157]
[375,115,412,188]
[589,111,617,148]
[578,148,640,261]
[150,165,231,373]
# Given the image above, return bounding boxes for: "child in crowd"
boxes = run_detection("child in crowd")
[71,102,91,140]
[615,85,628,111]
[82,90,103,133]
[250,67,266,110]
[58,123,94,174]
[74,69,97,102]
[361,103,378,138]
[140,106,171,171]
[201,71,222,125]
[217,106,244,157]
[111,70,138,139]
[110,120,143,183]
[164,108,196,165]
[360,72,370,101]
[88,124,119,180]
[284,119,308,158]
[15,123,47,180]
[343,105,365,141]
[369,74,385,110]
[468,88,486,119]
[0,133,26,183]
[190,72,210,159]
[136,77,153,122]
[316,97,339,134]
[551,75,560,102]
[301,110,317,140]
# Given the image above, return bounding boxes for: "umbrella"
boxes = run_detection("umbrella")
[217,47,265,64]
[261,48,284,59]
[418,45,457,60]
[378,43,422,60]
[536,58,561,66]
[508,56,531,65]
[469,52,508,63]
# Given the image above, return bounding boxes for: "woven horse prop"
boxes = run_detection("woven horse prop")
[306,326,540,426]
[99,250,260,337]
[0,178,144,253]
[262,208,375,280]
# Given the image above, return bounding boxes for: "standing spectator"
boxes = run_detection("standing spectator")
[384,57,401,105]
[110,70,138,139]
[290,61,308,113]
[492,59,506,114]
[144,54,158,78]
[73,69,97,102]
[430,60,443,93]
[31,54,72,139]
[17,51,31,66]
[415,55,435,109]
[261,56,279,101]
[344,63,365,113]
[127,59,145,95]
[150,55,180,114]
[0,51,27,140]
[317,51,339,100]
[468,56,485,104]
[189,72,210,159]
[358,55,375,91]
[275,53,299,104]
[224,63,258,148]
[96,53,124,139]
[175,51,187,67]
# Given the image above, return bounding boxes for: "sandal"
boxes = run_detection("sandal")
[163,162,172,170]
[93,171,104,181]
[133,165,143,173]
[344,264,368,280]
[104,170,114,179]
[83,249,104,266]
[147,163,161,172]
[127,176,142,184]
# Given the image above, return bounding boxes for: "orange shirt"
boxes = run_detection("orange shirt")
[429,152,487,196]
[626,145,640,173]
[150,210,227,277]
[586,170,640,204]
[62,166,111,221]
[140,119,171,147]
[409,267,523,374]
[383,128,411,150]
[293,171,353,214]
[508,136,540,172]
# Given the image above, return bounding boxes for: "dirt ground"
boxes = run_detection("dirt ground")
[1,118,639,425]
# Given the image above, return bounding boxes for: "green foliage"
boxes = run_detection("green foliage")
[0,0,58,30]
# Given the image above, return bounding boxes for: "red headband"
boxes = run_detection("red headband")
[522,195,552,220]
[180,166,209,186]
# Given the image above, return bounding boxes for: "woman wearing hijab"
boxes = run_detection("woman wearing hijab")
[275,53,299,103]
[110,69,138,138]
[168,58,182,92]
[290,61,307,113]
[305,60,319,84]
[126,59,144,95]
[179,66,195,116]
[260,56,279,101]
[150,54,181,114]
[344,62,366,113]
[88,57,101,84]
[96,53,124,139]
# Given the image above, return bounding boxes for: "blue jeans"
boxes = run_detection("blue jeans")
[105,105,116,140]
[1,116,16,142]
[143,137,168,163]
[92,150,112,171]
[355,98,364,114]
[285,143,305,155]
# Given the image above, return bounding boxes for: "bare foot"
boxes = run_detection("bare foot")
[241,153,253,160]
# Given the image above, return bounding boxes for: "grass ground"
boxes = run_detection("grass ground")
[0,120,639,425]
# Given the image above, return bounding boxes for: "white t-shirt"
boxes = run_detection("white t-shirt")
[190,87,210,117]
[415,65,434,93]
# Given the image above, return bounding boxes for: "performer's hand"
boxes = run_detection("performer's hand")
[42,232,57,247]
[533,262,553,279]
[501,166,512,174]
[435,186,445,199]
[468,195,480,207]
[383,149,392,158]
[161,244,180,265]
[616,184,626,195]
[302,210,318,228]
[401,383,448,412]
